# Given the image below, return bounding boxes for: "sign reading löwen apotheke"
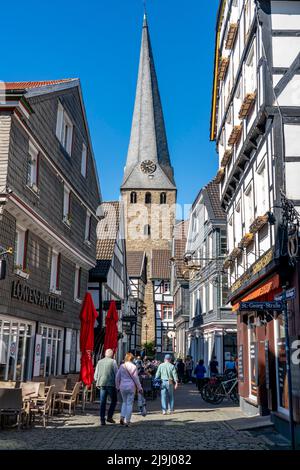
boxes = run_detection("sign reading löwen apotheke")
[11,280,64,312]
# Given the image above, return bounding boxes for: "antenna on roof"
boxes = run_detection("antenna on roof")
[143,0,147,18]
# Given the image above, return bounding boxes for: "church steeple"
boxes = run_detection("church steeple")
[121,15,176,190]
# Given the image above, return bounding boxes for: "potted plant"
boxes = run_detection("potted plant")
[240,232,254,248]
[249,214,268,233]
[14,264,30,279]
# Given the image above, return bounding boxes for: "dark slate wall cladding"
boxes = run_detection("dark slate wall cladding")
[26,87,99,212]
[0,210,85,330]
[7,101,97,259]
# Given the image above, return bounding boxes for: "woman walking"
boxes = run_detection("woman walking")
[116,352,143,427]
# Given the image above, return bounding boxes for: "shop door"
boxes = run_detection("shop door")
[248,318,258,402]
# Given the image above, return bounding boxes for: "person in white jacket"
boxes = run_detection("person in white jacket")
[116,352,143,427]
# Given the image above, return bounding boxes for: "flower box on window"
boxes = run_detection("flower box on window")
[14,265,30,280]
[50,288,62,296]
[230,246,243,260]
[63,214,72,227]
[239,232,254,248]
[225,23,238,50]
[223,256,234,269]
[249,214,269,234]
[218,57,229,81]
[238,92,257,119]
[228,125,242,146]
[220,148,233,168]
[215,167,225,184]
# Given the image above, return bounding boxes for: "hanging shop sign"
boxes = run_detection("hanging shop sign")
[11,280,64,312]
[275,288,296,302]
[231,249,273,293]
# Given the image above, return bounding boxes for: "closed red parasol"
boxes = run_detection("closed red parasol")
[79,292,98,387]
[103,300,119,354]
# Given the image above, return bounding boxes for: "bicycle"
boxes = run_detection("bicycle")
[212,375,239,404]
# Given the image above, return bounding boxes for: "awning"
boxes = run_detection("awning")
[232,274,280,312]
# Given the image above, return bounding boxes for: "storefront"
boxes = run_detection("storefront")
[0,315,35,382]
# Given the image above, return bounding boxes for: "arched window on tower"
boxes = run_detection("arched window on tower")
[144,224,151,237]
[160,192,167,204]
[145,192,152,204]
[130,191,137,204]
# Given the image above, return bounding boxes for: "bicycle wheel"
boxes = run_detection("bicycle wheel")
[230,386,239,404]
[201,383,215,403]
[213,384,225,404]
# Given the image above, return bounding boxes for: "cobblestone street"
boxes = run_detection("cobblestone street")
[0,384,290,450]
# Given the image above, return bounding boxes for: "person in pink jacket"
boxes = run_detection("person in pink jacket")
[116,352,143,427]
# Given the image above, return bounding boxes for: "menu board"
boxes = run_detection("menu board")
[238,344,244,382]
[250,342,258,395]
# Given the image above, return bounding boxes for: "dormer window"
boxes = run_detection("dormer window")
[56,102,73,156]
[160,192,167,204]
[130,192,137,204]
[145,192,151,204]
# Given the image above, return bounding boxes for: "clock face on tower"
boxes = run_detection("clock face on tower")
[140,160,157,174]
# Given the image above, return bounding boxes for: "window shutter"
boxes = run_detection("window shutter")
[22,230,29,271]
[56,103,63,140]
[56,253,61,289]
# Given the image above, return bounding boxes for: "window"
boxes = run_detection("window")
[130,192,137,204]
[0,318,34,381]
[244,184,254,229]
[245,44,256,93]
[85,211,91,242]
[235,202,242,244]
[163,282,170,293]
[81,143,87,178]
[39,324,63,377]
[256,159,267,215]
[220,229,227,256]
[160,192,167,204]
[202,285,206,314]
[244,0,252,40]
[162,330,173,352]
[63,185,71,225]
[74,265,82,300]
[144,224,151,237]
[27,141,39,190]
[208,233,213,258]
[228,216,234,252]
[162,305,173,321]
[202,243,206,267]
[14,227,28,272]
[145,192,151,204]
[209,282,213,311]
[50,251,61,293]
[56,102,73,155]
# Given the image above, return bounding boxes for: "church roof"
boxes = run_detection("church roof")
[121,15,176,190]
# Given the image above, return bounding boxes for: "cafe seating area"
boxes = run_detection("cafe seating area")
[0,376,96,430]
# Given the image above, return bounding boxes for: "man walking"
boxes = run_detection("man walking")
[94,349,118,425]
[155,354,178,415]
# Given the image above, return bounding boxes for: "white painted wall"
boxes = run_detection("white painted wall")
[272,37,300,68]
[271,1,300,29]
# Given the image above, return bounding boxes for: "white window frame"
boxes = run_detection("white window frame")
[14,226,26,271]
[50,250,61,295]
[85,211,91,243]
[208,282,213,311]
[244,183,254,230]
[81,142,87,178]
[63,185,71,226]
[56,102,73,155]
[74,265,82,302]
[27,141,39,191]
[256,158,267,216]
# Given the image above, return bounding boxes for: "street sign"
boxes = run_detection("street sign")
[239,300,284,311]
[275,288,296,302]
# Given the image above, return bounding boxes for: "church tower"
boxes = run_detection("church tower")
[121,14,177,347]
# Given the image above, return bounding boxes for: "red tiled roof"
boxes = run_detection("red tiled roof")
[174,220,189,279]
[1,79,76,91]
[127,251,145,278]
[151,249,172,280]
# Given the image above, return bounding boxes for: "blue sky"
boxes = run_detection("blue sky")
[2,0,220,207]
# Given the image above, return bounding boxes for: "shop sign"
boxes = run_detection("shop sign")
[291,336,300,398]
[240,301,283,311]
[274,288,296,302]
[33,334,42,377]
[11,280,64,312]
[231,249,273,293]
[238,344,244,382]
